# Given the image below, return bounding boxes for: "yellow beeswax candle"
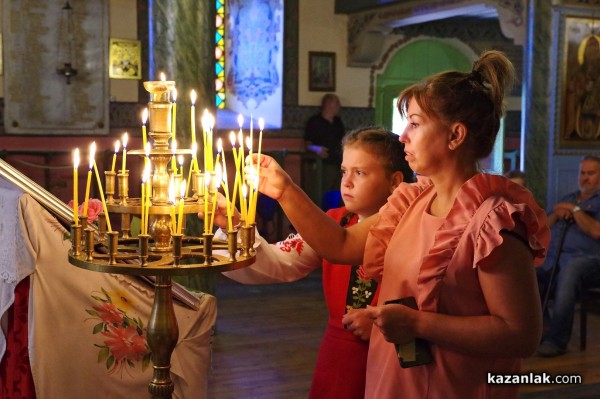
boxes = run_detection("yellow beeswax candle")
[142,108,148,148]
[83,142,96,217]
[177,180,186,235]
[121,132,129,174]
[171,139,177,173]
[73,148,80,225]
[190,90,197,147]
[141,175,146,235]
[171,88,177,145]
[111,140,120,173]
[93,161,112,232]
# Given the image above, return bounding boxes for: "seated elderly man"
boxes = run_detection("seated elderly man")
[537,155,600,357]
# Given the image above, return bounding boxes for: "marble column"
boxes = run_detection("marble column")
[522,0,552,207]
[150,0,216,147]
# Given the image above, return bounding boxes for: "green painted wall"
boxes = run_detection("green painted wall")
[375,39,471,131]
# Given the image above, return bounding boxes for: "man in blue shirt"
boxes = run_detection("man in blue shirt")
[537,155,600,357]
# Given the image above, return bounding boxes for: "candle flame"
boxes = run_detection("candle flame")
[172,88,178,102]
[258,117,265,131]
[145,142,151,157]
[245,136,252,150]
[160,72,166,81]
[114,140,120,153]
[201,111,209,131]
[217,138,223,153]
[237,114,244,128]
[205,171,211,187]
[190,89,197,105]
[89,142,96,169]
[180,179,186,198]
[122,132,129,148]
[142,108,148,124]
[238,130,244,147]
[229,131,236,146]
[242,183,248,199]
[178,155,184,166]
[73,148,80,169]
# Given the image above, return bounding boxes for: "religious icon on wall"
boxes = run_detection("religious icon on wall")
[109,38,142,80]
[309,52,336,92]
[558,15,600,149]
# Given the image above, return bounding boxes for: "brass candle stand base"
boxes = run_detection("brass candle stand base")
[69,226,255,399]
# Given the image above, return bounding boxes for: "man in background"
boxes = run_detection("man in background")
[537,155,600,357]
[304,94,345,206]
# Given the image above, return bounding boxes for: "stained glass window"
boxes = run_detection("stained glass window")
[215,0,226,108]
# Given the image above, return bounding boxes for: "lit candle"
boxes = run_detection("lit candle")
[141,172,146,235]
[230,131,240,205]
[237,130,246,220]
[219,144,233,231]
[171,88,177,147]
[169,176,176,234]
[111,140,120,173]
[177,179,186,235]
[252,117,265,223]
[141,108,148,148]
[257,118,265,165]
[202,110,210,172]
[204,172,210,234]
[186,141,197,197]
[209,164,222,231]
[245,135,254,223]
[171,139,177,173]
[145,164,151,236]
[93,160,112,232]
[241,183,248,225]
[207,112,215,171]
[190,90,197,148]
[121,132,129,174]
[73,148,80,225]
[83,142,96,217]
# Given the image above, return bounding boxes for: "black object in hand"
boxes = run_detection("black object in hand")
[384,296,433,368]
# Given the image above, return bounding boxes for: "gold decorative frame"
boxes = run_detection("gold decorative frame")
[555,10,600,151]
[109,38,142,80]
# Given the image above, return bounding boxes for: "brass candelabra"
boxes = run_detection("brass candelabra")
[68,80,256,399]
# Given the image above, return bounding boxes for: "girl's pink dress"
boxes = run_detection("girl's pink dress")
[363,173,549,399]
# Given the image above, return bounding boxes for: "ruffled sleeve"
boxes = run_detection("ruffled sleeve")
[416,174,550,312]
[363,180,432,280]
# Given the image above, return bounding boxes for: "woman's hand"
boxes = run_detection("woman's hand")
[364,304,418,345]
[342,308,375,341]
[249,154,293,201]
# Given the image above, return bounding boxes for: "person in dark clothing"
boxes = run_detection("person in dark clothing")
[304,93,346,200]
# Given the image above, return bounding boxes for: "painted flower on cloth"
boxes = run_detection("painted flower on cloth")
[85,288,151,378]
[68,198,103,223]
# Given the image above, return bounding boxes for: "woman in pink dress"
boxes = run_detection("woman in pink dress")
[253,50,550,398]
